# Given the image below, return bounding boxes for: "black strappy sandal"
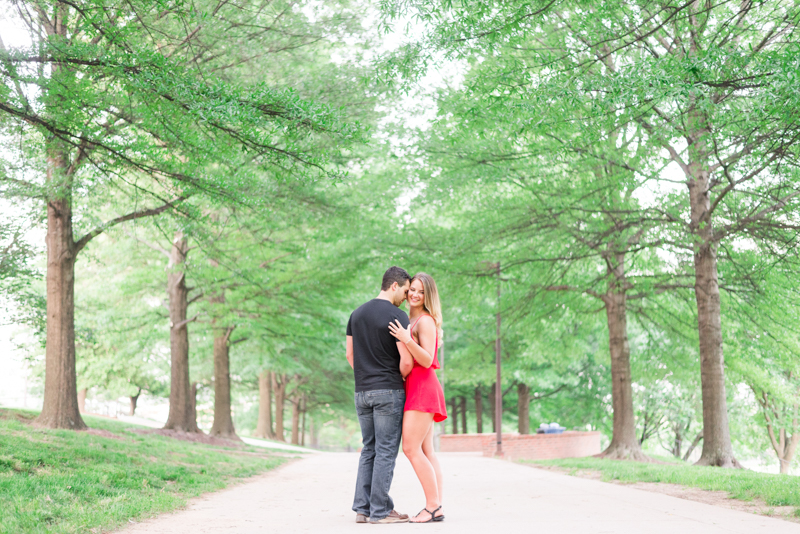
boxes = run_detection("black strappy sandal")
[411,506,442,524]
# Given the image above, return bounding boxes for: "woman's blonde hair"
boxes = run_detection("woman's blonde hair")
[411,272,443,342]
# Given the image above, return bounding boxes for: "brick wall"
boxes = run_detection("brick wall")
[440,432,601,460]
[438,434,487,452]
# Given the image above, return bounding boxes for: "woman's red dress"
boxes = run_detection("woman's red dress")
[404,315,447,422]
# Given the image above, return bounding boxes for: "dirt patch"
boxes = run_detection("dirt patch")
[527,464,800,524]
[133,428,244,448]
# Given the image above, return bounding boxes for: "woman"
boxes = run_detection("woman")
[388,272,447,523]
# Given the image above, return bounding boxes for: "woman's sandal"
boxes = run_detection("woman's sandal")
[412,506,443,524]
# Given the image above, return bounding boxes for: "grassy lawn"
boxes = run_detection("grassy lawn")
[526,456,800,513]
[0,409,286,534]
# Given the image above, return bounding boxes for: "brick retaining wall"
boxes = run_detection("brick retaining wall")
[438,433,487,452]
[440,431,601,460]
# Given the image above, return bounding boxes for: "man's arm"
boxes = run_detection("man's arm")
[398,341,414,378]
[346,335,354,369]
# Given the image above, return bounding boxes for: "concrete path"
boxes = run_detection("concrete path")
[118,452,799,534]
[240,437,319,454]
[114,414,317,454]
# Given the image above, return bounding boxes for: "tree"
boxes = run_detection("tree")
[388,75,673,457]
[751,376,799,474]
[726,260,800,473]
[253,370,276,439]
[163,231,199,432]
[125,222,202,432]
[66,228,186,419]
[209,322,238,439]
[1,0,361,428]
[381,0,800,468]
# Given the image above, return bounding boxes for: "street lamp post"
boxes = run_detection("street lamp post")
[494,261,503,458]
[438,344,445,450]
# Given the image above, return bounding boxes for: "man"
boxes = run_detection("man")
[346,266,413,524]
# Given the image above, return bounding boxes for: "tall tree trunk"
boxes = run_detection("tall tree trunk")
[693,241,738,466]
[253,370,275,439]
[210,325,238,439]
[686,110,739,467]
[778,428,799,475]
[164,233,198,432]
[290,395,301,445]
[300,394,307,447]
[273,373,288,442]
[129,389,141,416]
[771,425,800,475]
[670,420,692,459]
[784,398,800,474]
[598,265,648,461]
[517,383,530,435]
[450,397,458,434]
[670,422,682,458]
[310,416,319,448]
[77,388,87,414]
[475,386,483,433]
[489,382,497,433]
[460,396,468,434]
[37,144,85,430]
[190,382,199,426]
[681,96,738,467]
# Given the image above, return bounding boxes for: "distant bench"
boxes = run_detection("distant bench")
[440,431,601,460]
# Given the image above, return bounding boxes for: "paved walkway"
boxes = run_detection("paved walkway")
[118,452,799,534]
[114,414,317,453]
[240,437,319,454]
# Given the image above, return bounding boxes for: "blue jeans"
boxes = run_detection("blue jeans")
[352,389,405,520]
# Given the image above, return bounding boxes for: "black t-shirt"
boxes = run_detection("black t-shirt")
[347,299,410,393]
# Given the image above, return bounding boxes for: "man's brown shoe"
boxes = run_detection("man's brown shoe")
[356,514,369,524]
[369,510,409,524]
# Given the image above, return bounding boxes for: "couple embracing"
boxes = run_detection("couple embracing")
[346,266,447,524]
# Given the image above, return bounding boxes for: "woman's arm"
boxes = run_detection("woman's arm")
[389,318,435,368]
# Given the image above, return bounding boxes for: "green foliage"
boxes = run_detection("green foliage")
[3,0,800,469]
[1,0,382,432]
[374,0,800,467]
[74,231,171,398]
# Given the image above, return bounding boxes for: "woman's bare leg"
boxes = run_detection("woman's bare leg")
[402,411,439,522]
[421,422,444,517]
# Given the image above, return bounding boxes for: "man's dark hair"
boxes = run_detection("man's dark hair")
[381,266,411,291]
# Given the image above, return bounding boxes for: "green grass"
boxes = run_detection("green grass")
[526,457,800,510]
[0,409,285,534]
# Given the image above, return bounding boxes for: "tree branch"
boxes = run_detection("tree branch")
[714,190,800,241]
[172,314,199,330]
[74,196,186,254]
